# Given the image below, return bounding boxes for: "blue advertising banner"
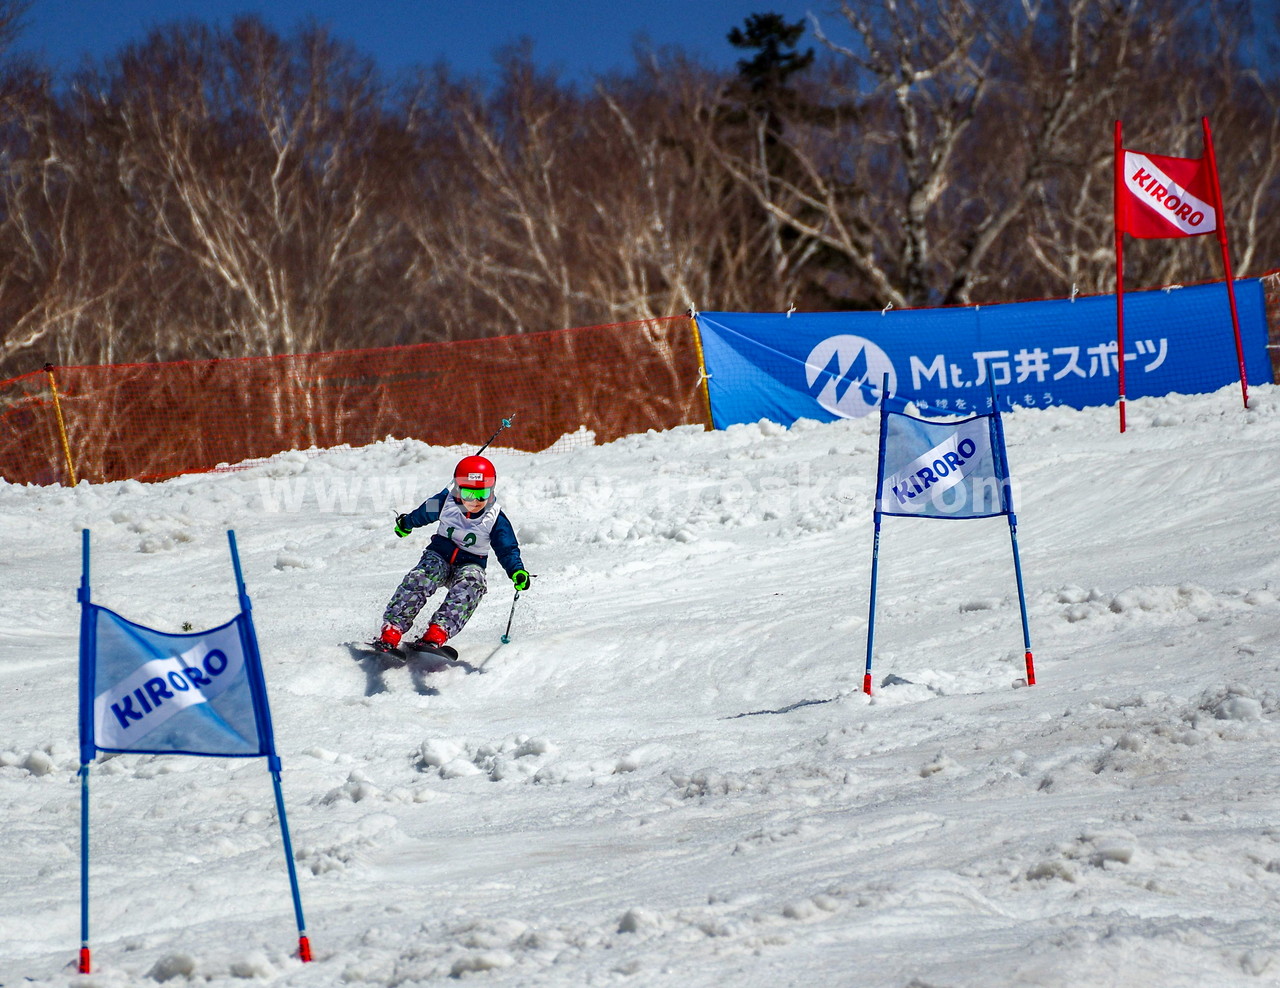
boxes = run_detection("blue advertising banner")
[696,279,1272,428]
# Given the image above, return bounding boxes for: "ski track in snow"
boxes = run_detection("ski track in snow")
[3,385,1280,986]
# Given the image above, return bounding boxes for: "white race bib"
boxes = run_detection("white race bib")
[436,494,500,556]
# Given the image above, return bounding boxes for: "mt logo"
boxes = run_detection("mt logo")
[805,335,896,419]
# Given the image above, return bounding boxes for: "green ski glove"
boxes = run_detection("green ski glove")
[394,514,412,538]
[511,569,531,591]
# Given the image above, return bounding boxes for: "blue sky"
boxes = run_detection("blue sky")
[13,1,832,85]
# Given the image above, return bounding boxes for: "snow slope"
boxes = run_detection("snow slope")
[3,385,1280,987]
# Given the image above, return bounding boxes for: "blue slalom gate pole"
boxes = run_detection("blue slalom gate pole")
[77,529,93,973]
[78,765,90,973]
[1007,521,1036,685]
[227,531,313,962]
[864,377,892,696]
[268,768,311,961]
[864,519,883,696]
[990,390,1036,686]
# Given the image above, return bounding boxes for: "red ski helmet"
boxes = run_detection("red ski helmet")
[454,455,496,493]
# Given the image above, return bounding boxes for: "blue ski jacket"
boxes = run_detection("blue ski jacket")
[401,487,525,577]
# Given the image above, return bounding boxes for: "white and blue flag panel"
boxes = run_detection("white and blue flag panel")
[877,398,1007,520]
[696,278,1272,429]
[81,606,266,758]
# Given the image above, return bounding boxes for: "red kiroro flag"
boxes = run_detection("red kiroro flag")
[1116,149,1217,239]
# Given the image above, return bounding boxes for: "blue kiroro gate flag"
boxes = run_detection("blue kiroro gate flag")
[83,607,265,758]
[876,397,1007,520]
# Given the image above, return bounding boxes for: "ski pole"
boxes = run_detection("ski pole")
[501,590,520,644]
[477,414,515,456]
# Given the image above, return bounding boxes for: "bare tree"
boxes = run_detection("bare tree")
[0,0,27,57]
[0,64,144,371]
[582,55,797,318]
[107,18,390,357]
[1,0,1275,386]
[702,0,1279,310]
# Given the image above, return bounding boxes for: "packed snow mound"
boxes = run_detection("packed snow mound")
[3,383,1280,986]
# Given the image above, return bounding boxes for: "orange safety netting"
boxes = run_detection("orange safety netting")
[0,316,709,486]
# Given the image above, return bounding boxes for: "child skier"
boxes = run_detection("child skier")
[373,454,529,654]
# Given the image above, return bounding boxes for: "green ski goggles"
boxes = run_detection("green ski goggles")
[458,486,492,501]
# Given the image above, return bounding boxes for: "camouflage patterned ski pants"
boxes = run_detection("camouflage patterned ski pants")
[382,549,487,640]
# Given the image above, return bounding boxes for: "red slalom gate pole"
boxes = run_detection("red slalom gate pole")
[1114,120,1128,433]
[1201,116,1249,411]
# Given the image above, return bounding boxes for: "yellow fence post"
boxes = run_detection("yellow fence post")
[688,312,715,432]
[45,363,79,486]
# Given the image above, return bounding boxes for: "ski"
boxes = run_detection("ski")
[348,640,479,674]
[405,639,460,661]
[355,640,408,668]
